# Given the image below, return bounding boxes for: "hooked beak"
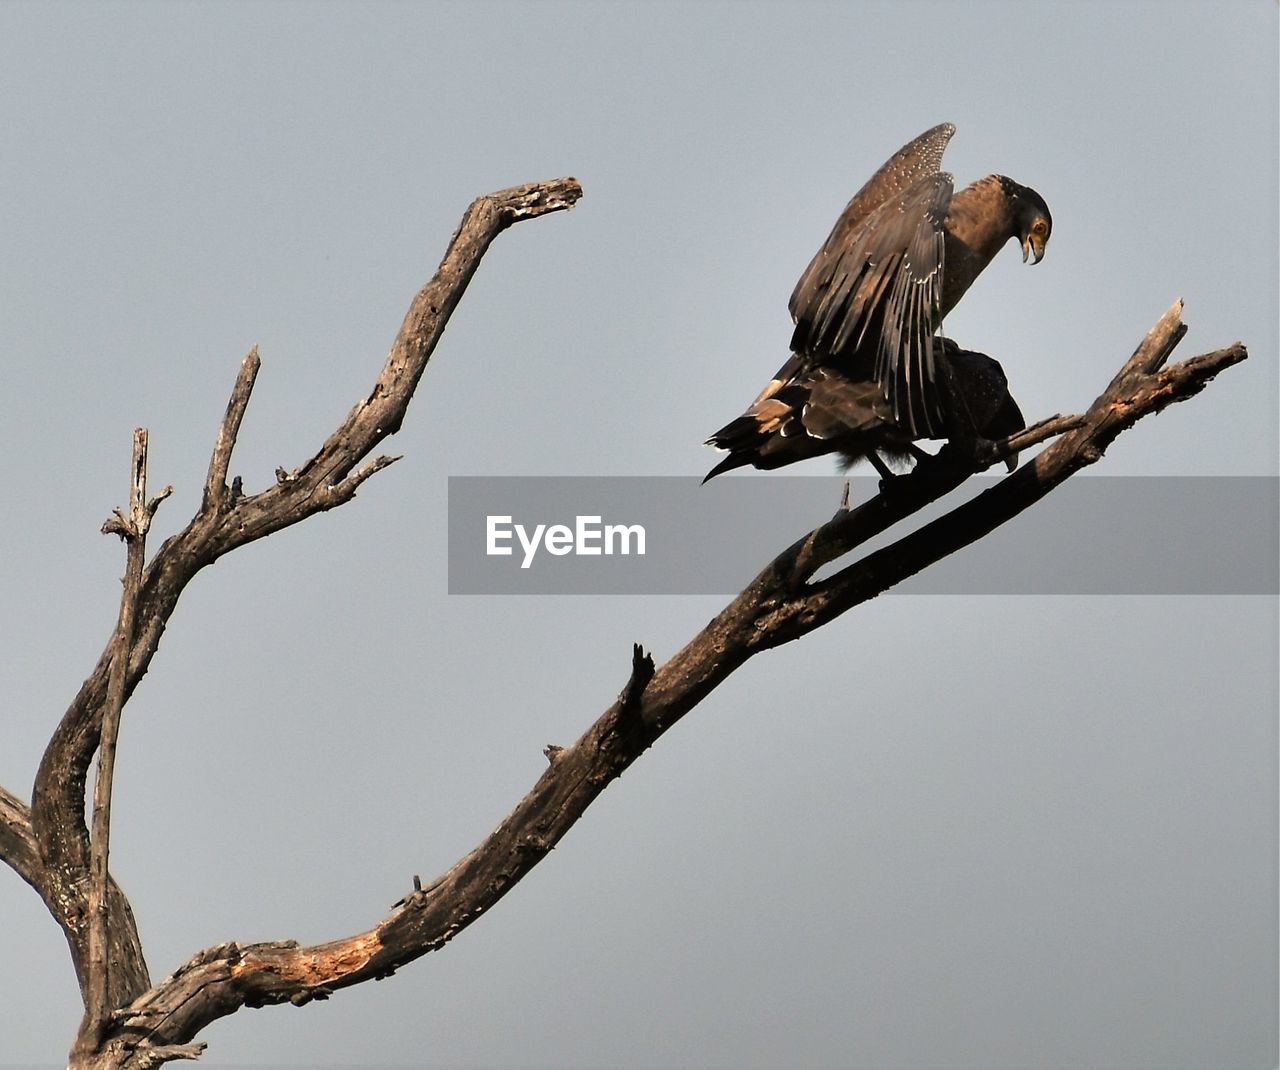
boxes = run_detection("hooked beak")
[1022,233,1046,265]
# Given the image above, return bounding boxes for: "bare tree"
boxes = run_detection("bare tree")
[0,176,1247,1068]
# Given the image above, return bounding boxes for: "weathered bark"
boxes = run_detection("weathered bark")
[0,786,41,889]
[0,165,1246,1069]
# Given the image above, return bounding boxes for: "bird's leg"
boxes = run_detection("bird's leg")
[866,449,909,497]
[866,449,895,481]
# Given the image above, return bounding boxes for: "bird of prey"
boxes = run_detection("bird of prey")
[704,121,1050,479]
[703,339,1026,482]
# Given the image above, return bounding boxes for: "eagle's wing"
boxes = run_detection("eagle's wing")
[789,122,955,437]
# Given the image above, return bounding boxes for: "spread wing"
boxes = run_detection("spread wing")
[789,122,955,438]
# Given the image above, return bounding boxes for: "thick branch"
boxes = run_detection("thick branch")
[0,785,41,891]
[0,783,145,1020]
[103,304,1247,1063]
[26,178,581,1030]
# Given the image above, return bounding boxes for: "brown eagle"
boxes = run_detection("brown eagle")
[705,122,1049,481]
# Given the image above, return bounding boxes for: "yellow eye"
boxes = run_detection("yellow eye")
[1032,219,1048,237]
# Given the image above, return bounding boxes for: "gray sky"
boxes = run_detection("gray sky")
[1,2,1276,1066]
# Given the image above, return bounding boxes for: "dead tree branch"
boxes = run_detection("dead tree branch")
[5,177,580,1066]
[0,162,1244,1066]
[0,785,41,890]
[71,301,1244,1063]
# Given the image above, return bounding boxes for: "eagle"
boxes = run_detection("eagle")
[703,339,1026,481]
[704,122,1050,481]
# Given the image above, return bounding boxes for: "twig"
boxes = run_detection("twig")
[619,643,656,717]
[203,347,261,512]
[618,643,657,738]
[980,411,1088,467]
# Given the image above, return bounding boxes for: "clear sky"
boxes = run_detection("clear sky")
[1,1,1276,1066]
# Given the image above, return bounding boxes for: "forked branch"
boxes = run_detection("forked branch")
[6,177,581,1067]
